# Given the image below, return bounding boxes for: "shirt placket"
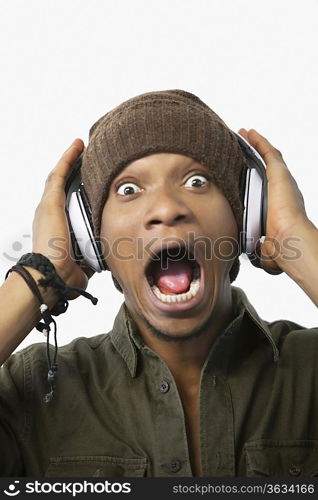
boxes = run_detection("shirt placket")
[200,332,236,476]
[142,350,193,477]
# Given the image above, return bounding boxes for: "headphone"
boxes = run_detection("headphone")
[64,132,267,272]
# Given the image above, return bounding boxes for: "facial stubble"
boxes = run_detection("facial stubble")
[140,308,216,343]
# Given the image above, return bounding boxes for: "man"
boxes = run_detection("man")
[0,90,317,477]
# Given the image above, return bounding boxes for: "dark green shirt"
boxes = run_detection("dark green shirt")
[1,286,318,477]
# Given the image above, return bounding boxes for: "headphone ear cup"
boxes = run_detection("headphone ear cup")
[235,133,267,261]
[68,189,107,272]
[79,185,109,272]
[241,168,264,254]
[65,156,108,273]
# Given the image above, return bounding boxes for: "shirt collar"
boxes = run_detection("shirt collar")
[110,286,279,378]
[231,286,279,362]
[110,303,139,378]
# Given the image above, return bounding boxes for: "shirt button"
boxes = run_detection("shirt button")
[169,459,181,473]
[159,380,170,393]
[289,465,301,476]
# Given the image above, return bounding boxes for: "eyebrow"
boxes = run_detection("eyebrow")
[112,158,209,185]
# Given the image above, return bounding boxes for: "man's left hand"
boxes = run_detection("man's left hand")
[238,128,313,275]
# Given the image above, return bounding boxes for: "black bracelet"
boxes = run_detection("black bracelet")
[17,253,98,315]
[5,253,98,404]
[5,264,54,333]
[5,264,58,404]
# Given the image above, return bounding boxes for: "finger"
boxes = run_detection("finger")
[260,259,283,276]
[79,261,95,279]
[247,250,262,270]
[245,129,287,169]
[247,240,283,275]
[237,128,249,141]
[45,138,84,192]
[259,239,284,275]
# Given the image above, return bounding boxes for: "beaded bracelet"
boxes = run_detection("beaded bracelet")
[5,252,98,403]
[5,264,58,403]
[17,252,98,314]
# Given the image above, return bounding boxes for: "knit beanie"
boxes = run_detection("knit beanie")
[81,89,246,283]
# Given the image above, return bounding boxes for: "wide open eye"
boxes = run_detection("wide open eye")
[184,174,209,188]
[117,182,142,196]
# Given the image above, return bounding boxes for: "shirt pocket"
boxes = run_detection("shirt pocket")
[244,439,318,477]
[45,455,147,477]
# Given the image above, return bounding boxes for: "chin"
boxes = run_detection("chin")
[142,312,211,343]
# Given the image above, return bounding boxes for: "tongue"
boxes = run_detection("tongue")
[153,261,193,295]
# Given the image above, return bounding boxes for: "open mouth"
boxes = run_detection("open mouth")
[145,245,201,304]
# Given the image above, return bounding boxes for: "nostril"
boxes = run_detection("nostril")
[175,214,185,222]
[149,214,186,226]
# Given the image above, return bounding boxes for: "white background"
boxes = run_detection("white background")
[0,0,317,352]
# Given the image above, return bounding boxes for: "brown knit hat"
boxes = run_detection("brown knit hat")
[82,89,246,282]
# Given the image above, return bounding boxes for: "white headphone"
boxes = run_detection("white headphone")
[235,133,268,254]
[65,132,267,272]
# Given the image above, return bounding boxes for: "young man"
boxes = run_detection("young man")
[0,90,317,477]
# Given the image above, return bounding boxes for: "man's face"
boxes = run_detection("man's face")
[100,153,238,339]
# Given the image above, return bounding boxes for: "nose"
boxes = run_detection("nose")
[143,187,192,229]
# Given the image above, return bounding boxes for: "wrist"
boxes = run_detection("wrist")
[23,266,60,309]
[273,220,317,272]
[279,223,318,306]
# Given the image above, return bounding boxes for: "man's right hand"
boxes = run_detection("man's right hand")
[32,139,95,300]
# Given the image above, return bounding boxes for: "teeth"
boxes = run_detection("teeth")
[151,278,200,304]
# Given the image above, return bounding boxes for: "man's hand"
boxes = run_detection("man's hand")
[239,128,315,275]
[32,139,95,299]
[239,128,318,307]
